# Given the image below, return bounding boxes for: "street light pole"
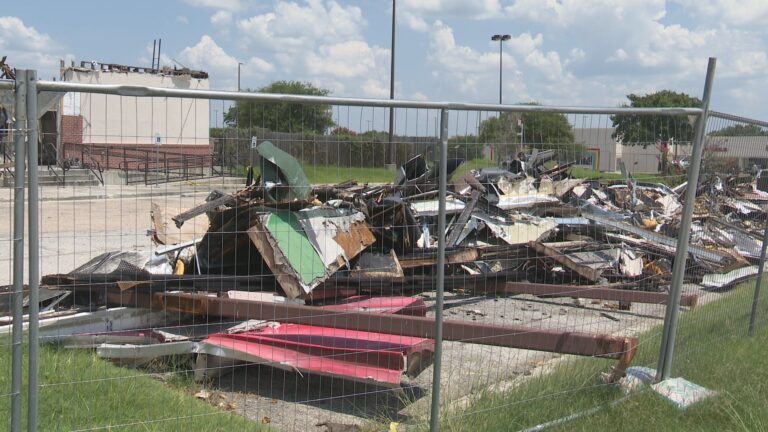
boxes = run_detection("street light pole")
[237,62,243,92]
[491,34,511,104]
[388,0,396,167]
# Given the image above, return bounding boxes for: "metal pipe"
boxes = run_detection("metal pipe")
[429,108,449,432]
[10,69,27,432]
[709,110,768,128]
[656,57,716,381]
[35,80,703,116]
[388,0,396,166]
[26,69,40,432]
[748,222,768,336]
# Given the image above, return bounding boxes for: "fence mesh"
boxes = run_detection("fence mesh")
[2,69,767,431]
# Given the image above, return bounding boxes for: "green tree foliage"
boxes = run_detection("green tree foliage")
[448,135,483,160]
[479,109,579,161]
[224,81,335,133]
[610,90,701,147]
[711,124,768,136]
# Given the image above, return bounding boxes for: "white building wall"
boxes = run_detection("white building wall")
[62,69,210,146]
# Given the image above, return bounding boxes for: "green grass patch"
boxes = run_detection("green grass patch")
[567,166,686,186]
[0,345,265,431]
[302,164,395,184]
[442,282,768,431]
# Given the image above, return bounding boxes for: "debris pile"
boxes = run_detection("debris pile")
[6,141,767,389]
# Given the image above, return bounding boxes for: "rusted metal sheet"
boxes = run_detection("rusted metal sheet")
[489,282,698,308]
[529,241,603,282]
[153,292,638,364]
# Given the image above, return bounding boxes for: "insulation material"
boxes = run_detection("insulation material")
[475,214,557,245]
[151,202,209,245]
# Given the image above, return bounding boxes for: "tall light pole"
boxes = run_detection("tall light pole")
[388,0,397,167]
[491,34,510,104]
[237,62,243,91]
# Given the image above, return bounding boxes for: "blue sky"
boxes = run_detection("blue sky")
[2,0,767,119]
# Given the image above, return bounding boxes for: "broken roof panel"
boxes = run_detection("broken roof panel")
[256,140,311,201]
[248,208,375,298]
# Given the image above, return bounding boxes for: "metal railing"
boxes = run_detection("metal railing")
[43,142,66,186]
[78,146,104,185]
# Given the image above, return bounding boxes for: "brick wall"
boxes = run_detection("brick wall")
[61,115,83,145]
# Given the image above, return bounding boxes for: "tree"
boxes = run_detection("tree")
[711,124,768,136]
[224,81,335,134]
[479,107,578,161]
[611,90,701,146]
[611,90,701,174]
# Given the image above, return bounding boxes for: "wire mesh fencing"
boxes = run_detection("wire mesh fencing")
[2,58,767,432]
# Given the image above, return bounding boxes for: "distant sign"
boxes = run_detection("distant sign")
[251,136,258,149]
[154,133,162,145]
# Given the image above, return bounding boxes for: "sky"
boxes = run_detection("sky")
[1,0,767,120]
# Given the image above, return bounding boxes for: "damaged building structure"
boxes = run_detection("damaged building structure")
[4,140,767,396]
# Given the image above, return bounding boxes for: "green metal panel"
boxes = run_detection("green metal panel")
[265,211,326,285]
[256,140,311,201]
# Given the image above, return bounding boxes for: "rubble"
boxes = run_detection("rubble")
[11,148,768,397]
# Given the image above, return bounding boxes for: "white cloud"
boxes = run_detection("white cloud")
[182,0,244,12]
[178,35,273,89]
[0,16,66,78]
[237,0,365,59]
[210,10,233,26]
[401,11,429,32]
[306,41,387,79]
[232,0,393,97]
[362,78,390,98]
[674,0,768,26]
[411,91,429,101]
[247,57,275,74]
[607,49,628,63]
[400,0,502,19]
[176,15,189,24]
[0,16,57,52]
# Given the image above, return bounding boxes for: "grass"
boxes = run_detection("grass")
[0,344,265,431]
[568,166,686,186]
[302,164,395,184]
[241,159,692,187]
[440,281,768,431]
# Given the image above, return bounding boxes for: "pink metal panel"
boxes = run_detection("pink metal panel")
[201,323,434,386]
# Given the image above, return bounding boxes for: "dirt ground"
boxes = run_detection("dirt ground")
[0,189,722,432]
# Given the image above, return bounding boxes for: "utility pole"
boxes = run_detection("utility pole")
[388,0,397,167]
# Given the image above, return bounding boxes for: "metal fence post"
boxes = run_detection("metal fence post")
[11,69,28,432]
[26,69,40,432]
[748,223,768,335]
[429,108,449,432]
[656,58,716,381]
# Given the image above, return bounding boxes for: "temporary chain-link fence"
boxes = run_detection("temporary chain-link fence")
[1,57,767,431]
